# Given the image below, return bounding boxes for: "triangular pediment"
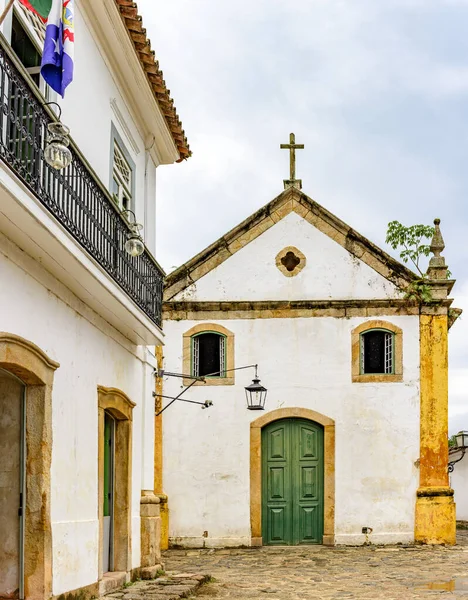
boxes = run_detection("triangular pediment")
[164,187,417,301]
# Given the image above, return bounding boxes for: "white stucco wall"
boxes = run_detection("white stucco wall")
[63,4,159,256]
[162,314,420,547]
[0,233,156,594]
[164,209,420,547]
[0,1,160,256]
[451,454,468,521]
[173,212,403,302]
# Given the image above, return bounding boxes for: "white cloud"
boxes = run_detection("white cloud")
[140,1,468,422]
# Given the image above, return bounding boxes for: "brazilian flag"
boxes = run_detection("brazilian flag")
[18,0,52,21]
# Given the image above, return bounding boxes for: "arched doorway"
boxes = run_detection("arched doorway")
[0,333,59,600]
[250,407,335,547]
[97,387,135,580]
[262,418,324,545]
[0,368,26,599]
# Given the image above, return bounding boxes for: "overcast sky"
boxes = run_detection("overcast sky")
[139,0,468,433]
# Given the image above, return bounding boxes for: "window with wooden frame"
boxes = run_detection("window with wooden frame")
[10,6,51,99]
[351,321,403,383]
[112,141,133,212]
[192,332,226,378]
[183,324,235,386]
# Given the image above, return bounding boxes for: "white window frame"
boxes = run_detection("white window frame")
[360,329,394,375]
[192,333,226,378]
[11,5,53,100]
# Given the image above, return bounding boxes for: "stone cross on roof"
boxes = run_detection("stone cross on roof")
[280,133,304,190]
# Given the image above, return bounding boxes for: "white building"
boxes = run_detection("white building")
[0,1,189,599]
[450,435,468,521]
[161,180,460,548]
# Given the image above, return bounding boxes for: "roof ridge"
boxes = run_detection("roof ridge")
[164,187,419,301]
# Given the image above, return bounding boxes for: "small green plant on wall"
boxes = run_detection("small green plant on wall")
[385,221,450,303]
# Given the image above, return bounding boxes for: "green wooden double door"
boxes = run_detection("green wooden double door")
[262,418,324,545]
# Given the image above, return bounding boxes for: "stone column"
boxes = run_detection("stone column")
[415,219,456,545]
[140,491,162,579]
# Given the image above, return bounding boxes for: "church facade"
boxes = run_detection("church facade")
[160,179,459,547]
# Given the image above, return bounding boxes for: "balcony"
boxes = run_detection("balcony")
[0,36,164,341]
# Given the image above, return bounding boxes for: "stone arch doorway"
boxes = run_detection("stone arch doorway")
[250,408,335,546]
[0,368,26,599]
[0,333,59,600]
[97,387,135,579]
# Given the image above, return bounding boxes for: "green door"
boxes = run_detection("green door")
[262,418,324,545]
[103,413,114,572]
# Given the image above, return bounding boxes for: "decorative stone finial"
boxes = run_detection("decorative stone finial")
[426,218,451,299]
[429,218,445,262]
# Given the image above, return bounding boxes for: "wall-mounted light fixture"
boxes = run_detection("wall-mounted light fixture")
[449,430,468,472]
[154,364,268,416]
[456,431,468,448]
[43,102,72,170]
[121,209,145,257]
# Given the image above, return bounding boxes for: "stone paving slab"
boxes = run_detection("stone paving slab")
[104,573,211,600]
[162,531,468,599]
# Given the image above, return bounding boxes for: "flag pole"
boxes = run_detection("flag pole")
[0,0,15,26]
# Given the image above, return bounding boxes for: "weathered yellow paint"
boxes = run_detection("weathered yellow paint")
[415,493,456,545]
[153,347,169,551]
[159,496,169,551]
[154,346,164,494]
[415,314,456,544]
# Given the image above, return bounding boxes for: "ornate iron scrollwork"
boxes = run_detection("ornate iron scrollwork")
[0,44,163,327]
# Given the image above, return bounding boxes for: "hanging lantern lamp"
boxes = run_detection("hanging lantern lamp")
[44,121,73,170]
[43,102,72,170]
[122,210,145,257]
[456,431,468,449]
[245,366,268,411]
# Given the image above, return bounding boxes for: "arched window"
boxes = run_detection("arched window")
[192,332,226,377]
[183,324,235,386]
[351,320,403,383]
[360,329,394,374]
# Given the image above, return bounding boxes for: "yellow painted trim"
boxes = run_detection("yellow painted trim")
[98,387,134,577]
[159,495,169,551]
[182,323,235,386]
[275,246,306,278]
[250,407,335,546]
[351,320,403,383]
[154,346,164,494]
[415,313,455,544]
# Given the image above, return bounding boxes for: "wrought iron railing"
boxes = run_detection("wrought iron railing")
[0,39,164,328]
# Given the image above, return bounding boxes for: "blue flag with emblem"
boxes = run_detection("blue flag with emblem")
[41,0,74,97]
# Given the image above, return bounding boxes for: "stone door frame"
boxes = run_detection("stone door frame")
[97,386,135,579]
[250,407,335,546]
[0,333,59,600]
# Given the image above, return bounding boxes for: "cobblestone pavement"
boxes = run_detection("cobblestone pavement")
[105,574,210,600]
[163,531,468,599]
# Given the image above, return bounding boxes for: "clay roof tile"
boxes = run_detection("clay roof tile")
[114,0,191,161]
